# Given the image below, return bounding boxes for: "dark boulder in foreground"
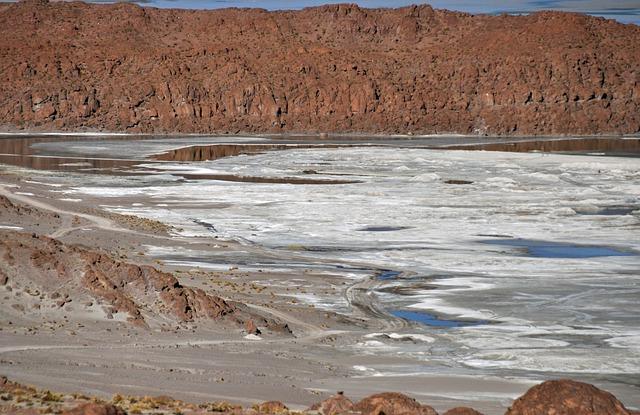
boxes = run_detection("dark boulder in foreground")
[505,379,634,415]
[1,0,639,136]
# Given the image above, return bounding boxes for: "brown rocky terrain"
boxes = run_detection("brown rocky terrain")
[0,228,292,333]
[0,229,236,327]
[1,0,639,136]
[505,380,638,415]
[0,193,285,331]
[2,376,639,415]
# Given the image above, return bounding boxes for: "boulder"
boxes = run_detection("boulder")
[309,391,354,415]
[244,319,261,335]
[353,392,438,415]
[505,379,632,415]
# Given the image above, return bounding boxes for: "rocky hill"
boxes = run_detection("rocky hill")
[0,195,286,332]
[0,0,639,136]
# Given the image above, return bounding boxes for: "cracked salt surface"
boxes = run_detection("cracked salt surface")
[62,146,640,380]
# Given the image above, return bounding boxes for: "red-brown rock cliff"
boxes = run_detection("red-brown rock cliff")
[1,0,639,135]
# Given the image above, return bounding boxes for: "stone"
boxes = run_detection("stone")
[244,319,261,335]
[353,392,438,415]
[505,379,633,415]
[309,391,354,415]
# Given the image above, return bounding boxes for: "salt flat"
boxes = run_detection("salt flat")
[1,135,639,413]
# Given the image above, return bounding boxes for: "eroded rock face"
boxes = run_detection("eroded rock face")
[0,230,237,326]
[1,1,639,136]
[353,392,438,415]
[505,380,633,415]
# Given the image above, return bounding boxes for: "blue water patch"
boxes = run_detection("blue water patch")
[391,310,486,328]
[378,270,402,280]
[483,238,635,258]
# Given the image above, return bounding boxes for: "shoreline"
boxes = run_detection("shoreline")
[1,130,639,140]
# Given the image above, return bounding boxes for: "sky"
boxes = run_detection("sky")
[7,0,640,24]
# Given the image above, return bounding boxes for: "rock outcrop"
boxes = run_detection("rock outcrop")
[309,392,354,415]
[0,230,238,327]
[1,0,639,136]
[353,392,438,415]
[505,379,634,415]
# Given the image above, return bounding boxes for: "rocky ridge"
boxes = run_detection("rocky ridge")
[0,228,291,334]
[1,0,639,136]
[0,193,291,332]
[0,230,237,327]
[1,197,277,335]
